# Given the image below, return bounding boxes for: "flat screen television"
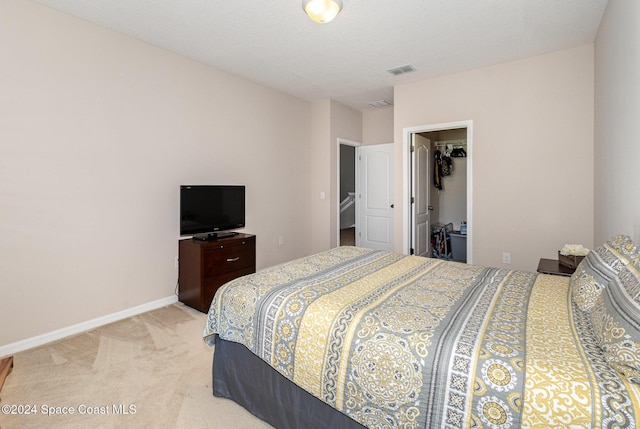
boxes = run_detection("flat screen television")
[180,185,245,238]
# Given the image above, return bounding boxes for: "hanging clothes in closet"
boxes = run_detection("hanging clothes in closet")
[433,149,453,190]
[433,150,443,190]
[451,146,467,157]
[434,141,466,190]
[441,153,452,176]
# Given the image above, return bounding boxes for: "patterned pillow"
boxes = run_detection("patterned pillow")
[606,235,640,267]
[589,263,640,380]
[570,235,638,313]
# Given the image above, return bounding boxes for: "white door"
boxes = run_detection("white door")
[412,134,431,257]
[356,143,394,251]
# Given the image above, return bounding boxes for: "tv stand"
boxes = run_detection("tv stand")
[193,231,239,241]
[179,233,256,312]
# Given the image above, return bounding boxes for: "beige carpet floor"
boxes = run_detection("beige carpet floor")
[0,303,273,429]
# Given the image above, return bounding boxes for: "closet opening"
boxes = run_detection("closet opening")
[403,121,473,263]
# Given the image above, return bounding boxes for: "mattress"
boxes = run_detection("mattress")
[204,245,640,428]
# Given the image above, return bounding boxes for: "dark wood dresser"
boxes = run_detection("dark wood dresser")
[178,233,256,313]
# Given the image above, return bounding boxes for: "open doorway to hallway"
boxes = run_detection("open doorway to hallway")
[339,141,357,246]
[337,140,395,251]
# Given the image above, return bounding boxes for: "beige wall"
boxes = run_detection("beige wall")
[394,45,595,271]
[308,99,363,252]
[328,101,363,248]
[594,0,640,244]
[363,107,394,144]
[308,100,333,253]
[0,0,315,346]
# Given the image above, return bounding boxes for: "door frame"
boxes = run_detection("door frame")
[336,138,361,247]
[402,120,473,263]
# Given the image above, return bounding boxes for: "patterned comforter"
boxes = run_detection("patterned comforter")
[203,246,640,428]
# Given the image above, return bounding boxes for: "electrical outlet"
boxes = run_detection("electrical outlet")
[502,252,511,264]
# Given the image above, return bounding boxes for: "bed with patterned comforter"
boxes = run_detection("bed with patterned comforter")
[204,237,640,428]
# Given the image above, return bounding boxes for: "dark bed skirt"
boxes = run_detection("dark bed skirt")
[213,335,367,429]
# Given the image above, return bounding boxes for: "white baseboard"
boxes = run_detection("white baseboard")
[0,295,179,357]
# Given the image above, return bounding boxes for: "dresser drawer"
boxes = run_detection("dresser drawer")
[202,267,256,310]
[204,239,255,277]
[179,233,256,313]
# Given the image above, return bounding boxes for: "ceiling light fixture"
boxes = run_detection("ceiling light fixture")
[303,0,343,24]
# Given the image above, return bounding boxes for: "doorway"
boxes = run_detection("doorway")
[403,121,473,263]
[338,140,395,251]
[356,143,394,250]
[338,141,358,246]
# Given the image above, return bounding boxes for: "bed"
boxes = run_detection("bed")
[203,236,640,428]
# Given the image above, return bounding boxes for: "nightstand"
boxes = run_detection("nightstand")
[536,258,576,276]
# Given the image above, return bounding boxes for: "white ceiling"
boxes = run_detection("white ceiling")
[32,0,608,111]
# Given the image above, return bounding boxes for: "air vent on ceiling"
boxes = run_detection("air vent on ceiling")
[387,64,417,76]
[368,100,392,108]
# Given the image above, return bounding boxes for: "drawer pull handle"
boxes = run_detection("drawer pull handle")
[226,257,240,262]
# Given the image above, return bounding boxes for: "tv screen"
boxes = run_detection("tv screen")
[180,185,245,236]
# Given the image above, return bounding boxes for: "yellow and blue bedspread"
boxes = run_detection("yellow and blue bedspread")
[204,246,640,428]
